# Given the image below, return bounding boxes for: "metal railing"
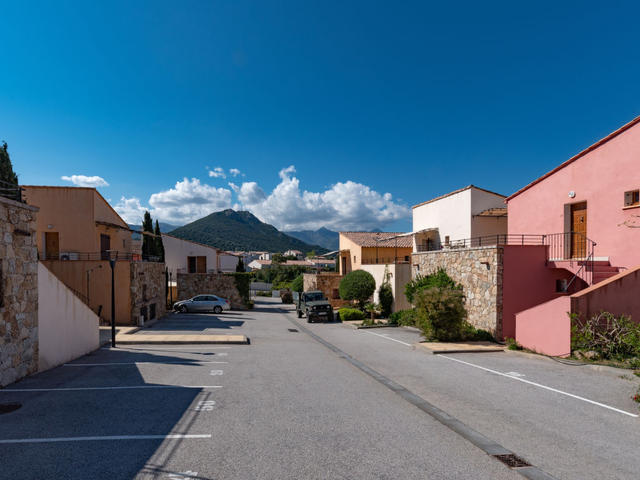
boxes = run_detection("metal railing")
[415,234,546,252]
[41,251,162,262]
[0,179,23,202]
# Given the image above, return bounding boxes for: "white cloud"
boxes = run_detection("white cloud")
[115,167,408,231]
[233,166,409,231]
[229,168,242,177]
[208,167,226,178]
[61,175,109,187]
[115,178,232,224]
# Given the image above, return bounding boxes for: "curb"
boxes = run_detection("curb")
[415,343,505,355]
[114,336,250,345]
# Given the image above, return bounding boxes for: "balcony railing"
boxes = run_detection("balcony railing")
[0,179,23,203]
[41,251,162,262]
[415,234,546,253]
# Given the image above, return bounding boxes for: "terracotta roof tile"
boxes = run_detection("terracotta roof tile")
[340,232,413,248]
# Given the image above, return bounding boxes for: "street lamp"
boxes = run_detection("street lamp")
[107,250,117,348]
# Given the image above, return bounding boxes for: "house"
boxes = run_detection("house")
[284,249,304,259]
[506,115,640,354]
[338,232,413,275]
[258,252,272,261]
[22,186,166,325]
[163,233,218,277]
[307,257,336,270]
[412,185,507,252]
[218,251,241,272]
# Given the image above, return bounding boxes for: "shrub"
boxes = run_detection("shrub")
[227,272,251,306]
[378,283,393,318]
[339,307,366,321]
[280,290,293,304]
[389,309,419,326]
[405,268,461,304]
[571,312,640,359]
[414,287,467,341]
[291,274,304,293]
[505,337,522,350]
[339,270,376,307]
[461,323,495,342]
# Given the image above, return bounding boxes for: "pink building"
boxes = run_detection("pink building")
[506,115,640,355]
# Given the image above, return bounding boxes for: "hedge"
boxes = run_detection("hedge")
[338,307,366,321]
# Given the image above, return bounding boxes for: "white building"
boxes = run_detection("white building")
[283,249,304,259]
[162,234,219,277]
[412,185,507,252]
[218,251,241,273]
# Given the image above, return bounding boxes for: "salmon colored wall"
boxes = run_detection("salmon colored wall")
[515,296,572,357]
[571,265,640,322]
[42,260,132,325]
[507,122,640,268]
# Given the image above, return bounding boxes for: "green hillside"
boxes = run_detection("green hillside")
[168,209,328,253]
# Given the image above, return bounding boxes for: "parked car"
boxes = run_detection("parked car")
[174,294,230,314]
[296,290,334,322]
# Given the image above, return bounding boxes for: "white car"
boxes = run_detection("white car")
[174,294,231,314]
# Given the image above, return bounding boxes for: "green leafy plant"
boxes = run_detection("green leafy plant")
[363,302,379,325]
[505,337,523,350]
[338,307,366,321]
[226,272,251,306]
[571,311,640,360]
[378,282,393,318]
[405,268,461,304]
[462,324,495,342]
[389,309,419,326]
[414,286,467,341]
[0,142,19,187]
[339,270,375,307]
[291,274,304,293]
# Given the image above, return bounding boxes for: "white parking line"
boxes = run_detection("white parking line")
[63,361,228,367]
[1,385,223,392]
[100,347,232,351]
[439,354,639,418]
[0,434,212,444]
[361,330,412,346]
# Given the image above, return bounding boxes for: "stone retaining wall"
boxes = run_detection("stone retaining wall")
[303,273,349,309]
[130,262,167,324]
[177,273,243,309]
[0,196,39,387]
[412,246,503,338]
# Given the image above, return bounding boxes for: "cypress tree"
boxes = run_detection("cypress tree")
[154,220,165,262]
[0,142,19,200]
[236,256,245,272]
[142,211,154,258]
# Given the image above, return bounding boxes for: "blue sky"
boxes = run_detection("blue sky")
[2,1,639,232]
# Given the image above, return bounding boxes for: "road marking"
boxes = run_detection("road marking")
[63,361,228,367]
[100,347,232,352]
[505,371,525,377]
[167,471,199,479]
[209,370,223,376]
[1,385,222,392]
[194,400,216,411]
[439,355,639,418]
[0,434,211,444]
[361,330,412,346]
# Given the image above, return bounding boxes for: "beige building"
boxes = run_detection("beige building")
[23,186,166,325]
[338,232,413,275]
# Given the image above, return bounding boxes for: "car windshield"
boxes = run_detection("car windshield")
[304,292,325,302]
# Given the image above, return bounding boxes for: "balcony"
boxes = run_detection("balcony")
[41,251,162,262]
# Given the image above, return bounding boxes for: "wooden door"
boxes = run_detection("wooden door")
[197,256,207,273]
[570,202,587,258]
[45,232,59,259]
[100,234,111,260]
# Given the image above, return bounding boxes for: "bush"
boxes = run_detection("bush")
[378,283,393,318]
[339,307,366,321]
[405,268,460,304]
[461,324,494,342]
[339,270,376,307]
[256,290,272,297]
[571,312,640,360]
[226,272,251,306]
[280,290,293,304]
[414,287,467,341]
[505,337,522,350]
[389,309,419,326]
[291,274,304,293]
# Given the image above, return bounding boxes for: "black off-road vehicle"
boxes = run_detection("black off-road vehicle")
[295,290,334,323]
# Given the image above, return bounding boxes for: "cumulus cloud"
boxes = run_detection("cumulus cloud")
[115,178,232,224]
[114,167,408,231]
[208,167,226,178]
[234,166,409,231]
[229,168,242,177]
[61,175,109,187]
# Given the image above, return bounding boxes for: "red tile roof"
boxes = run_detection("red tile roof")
[340,232,413,248]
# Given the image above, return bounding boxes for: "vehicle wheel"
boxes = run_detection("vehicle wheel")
[297,310,302,318]
[307,317,313,323]
[213,306,222,314]
[179,305,188,313]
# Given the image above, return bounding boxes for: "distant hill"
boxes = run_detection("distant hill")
[284,227,338,251]
[168,209,328,253]
[128,222,180,233]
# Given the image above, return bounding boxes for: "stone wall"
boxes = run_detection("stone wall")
[0,196,39,387]
[130,262,167,324]
[303,273,349,309]
[177,273,243,309]
[412,246,503,338]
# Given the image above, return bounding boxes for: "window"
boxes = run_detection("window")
[353,255,356,263]
[444,236,450,246]
[624,190,640,207]
[187,256,207,273]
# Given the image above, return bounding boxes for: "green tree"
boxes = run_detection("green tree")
[236,256,245,272]
[414,287,467,341]
[142,211,154,258]
[0,142,19,200]
[339,270,376,308]
[272,253,285,264]
[154,220,165,262]
[291,274,304,293]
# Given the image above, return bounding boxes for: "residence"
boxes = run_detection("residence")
[338,232,412,275]
[22,186,166,326]
[284,249,304,259]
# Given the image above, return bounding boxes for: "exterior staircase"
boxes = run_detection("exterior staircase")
[591,260,620,284]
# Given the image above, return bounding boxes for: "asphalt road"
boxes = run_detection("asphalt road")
[1,298,638,479]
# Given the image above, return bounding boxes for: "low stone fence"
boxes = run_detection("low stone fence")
[412,246,503,338]
[0,196,39,387]
[177,273,244,309]
[303,272,349,309]
[130,262,167,324]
